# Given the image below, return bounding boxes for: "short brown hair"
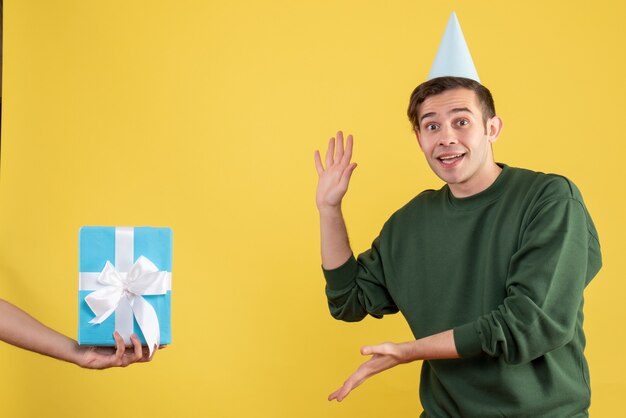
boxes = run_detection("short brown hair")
[407,76,496,132]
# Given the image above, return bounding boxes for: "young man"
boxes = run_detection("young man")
[314,76,601,417]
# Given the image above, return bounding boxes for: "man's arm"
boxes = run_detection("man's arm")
[453,192,600,363]
[328,329,459,402]
[316,132,399,322]
[314,131,357,269]
[316,132,409,399]
[0,298,155,369]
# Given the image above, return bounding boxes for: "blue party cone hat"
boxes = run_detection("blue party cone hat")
[427,12,480,82]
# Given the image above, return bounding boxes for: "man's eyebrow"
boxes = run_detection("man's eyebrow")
[450,107,473,115]
[419,107,474,124]
[419,112,436,123]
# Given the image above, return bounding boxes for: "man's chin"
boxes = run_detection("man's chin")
[428,163,464,185]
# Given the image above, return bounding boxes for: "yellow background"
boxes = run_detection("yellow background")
[1,0,624,416]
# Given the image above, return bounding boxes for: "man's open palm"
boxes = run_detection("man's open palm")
[314,131,357,211]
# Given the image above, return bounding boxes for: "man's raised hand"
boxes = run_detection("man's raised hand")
[314,131,357,212]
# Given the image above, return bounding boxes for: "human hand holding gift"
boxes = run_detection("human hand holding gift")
[75,331,156,369]
[0,298,156,369]
[1,226,170,368]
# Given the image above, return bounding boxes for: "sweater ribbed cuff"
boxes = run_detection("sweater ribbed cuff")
[322,255,358,291]
[453,322,484,358]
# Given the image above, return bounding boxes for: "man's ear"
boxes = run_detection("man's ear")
[486,116,503,144]
[414,128,423,148]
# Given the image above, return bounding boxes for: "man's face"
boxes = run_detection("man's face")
[415,88,502,197]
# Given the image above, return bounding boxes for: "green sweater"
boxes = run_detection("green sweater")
[323,164,602,418]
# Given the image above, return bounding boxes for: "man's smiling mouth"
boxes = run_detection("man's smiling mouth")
[438,153,466,165]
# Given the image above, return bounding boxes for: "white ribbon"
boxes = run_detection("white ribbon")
[85,256,167,356]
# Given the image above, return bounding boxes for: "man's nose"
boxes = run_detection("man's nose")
[438,125,458,146]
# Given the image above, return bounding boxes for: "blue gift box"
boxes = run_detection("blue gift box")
[78,226,172,346]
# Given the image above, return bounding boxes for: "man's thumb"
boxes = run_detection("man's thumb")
[361,345,375,356]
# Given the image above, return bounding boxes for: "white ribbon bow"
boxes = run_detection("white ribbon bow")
[85,256,168,356]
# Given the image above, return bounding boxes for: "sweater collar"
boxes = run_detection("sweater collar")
[444,163,509,210]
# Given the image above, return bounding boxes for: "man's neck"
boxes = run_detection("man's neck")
[448,162,502,198]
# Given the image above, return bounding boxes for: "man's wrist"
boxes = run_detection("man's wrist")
[59,337,84,367]
[397,340,422,363]
[318,204,343,218]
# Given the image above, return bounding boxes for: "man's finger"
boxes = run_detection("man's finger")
[314,150,324,175]
[328,388,340,401]
[325,137,335,168]
[339,163,357,190]
[113,331,125,360]
[361,344,383,356]
[361,341,393,356]
[336,381,354,402]
[328,382,351,402]
[336,131,345,163]
[130,333,143,362]
[342,134,354,165]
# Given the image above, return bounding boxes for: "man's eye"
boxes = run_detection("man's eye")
[426,124,438,131]
[458,119,469,126]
